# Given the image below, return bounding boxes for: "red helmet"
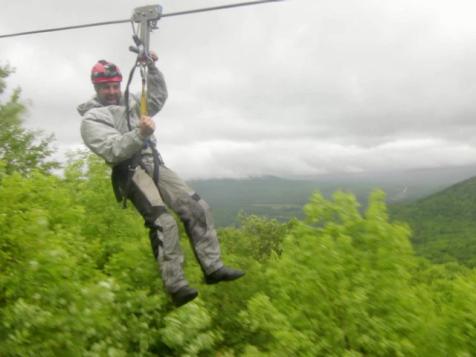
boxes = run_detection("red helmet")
[91,60,122,84]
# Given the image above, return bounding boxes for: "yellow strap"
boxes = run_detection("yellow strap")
[140,81,148,116]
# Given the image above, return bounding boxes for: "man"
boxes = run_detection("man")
[77,54,244,307]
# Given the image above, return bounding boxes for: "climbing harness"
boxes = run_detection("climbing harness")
[116,5,164,208]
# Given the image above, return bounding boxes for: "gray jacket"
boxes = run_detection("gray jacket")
[77,63,168,166]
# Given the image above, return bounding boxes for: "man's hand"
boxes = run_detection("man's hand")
[139,115,155,138]
[149,51,158,62]
[139,51,158,65]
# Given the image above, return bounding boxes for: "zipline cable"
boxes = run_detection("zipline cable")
[162,0,284,18]
[0,0,285,39]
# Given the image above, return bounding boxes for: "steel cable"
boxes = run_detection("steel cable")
[0,0,284,39]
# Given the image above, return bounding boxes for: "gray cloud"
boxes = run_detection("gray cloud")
[2,0,476,179]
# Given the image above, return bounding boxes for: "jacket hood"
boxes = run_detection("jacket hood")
[77,95,135,116]
[77,97,103,116]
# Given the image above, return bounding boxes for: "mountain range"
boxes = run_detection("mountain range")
[189,164,476,225]
[189,164,476,267]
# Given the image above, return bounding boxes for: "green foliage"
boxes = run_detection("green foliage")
[0,65,59,175]
[390,176,476,267]
[160,301,220,356]
[1,154,476,356]
[219,214,290,261]
[238,190,420,356]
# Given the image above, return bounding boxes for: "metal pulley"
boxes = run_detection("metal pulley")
[129,5,162,61]
[127,5,163,116]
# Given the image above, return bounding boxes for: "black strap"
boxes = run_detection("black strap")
[124,59,139,131]
[121,153,143,208]
[146,140,161,183]
[118,58,141,208]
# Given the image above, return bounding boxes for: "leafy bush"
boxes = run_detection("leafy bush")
[1,156,476,356]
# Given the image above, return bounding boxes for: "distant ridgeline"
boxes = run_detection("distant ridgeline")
[191,170,476,267]
[389,176,476,268]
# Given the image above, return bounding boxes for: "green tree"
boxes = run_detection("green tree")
[0,65,58,175]
[2,150,476,356]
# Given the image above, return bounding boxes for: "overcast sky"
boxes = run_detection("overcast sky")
[2,0,476,179]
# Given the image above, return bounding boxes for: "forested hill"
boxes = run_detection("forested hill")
[390,176,476,267]
[190,165,476,227]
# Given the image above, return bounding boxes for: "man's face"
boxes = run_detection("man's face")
[95,82,121,105]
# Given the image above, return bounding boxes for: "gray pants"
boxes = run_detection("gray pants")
[127,165,223,293]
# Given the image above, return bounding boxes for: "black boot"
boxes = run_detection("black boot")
[205,266,245,285]
[171,286,198,307]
